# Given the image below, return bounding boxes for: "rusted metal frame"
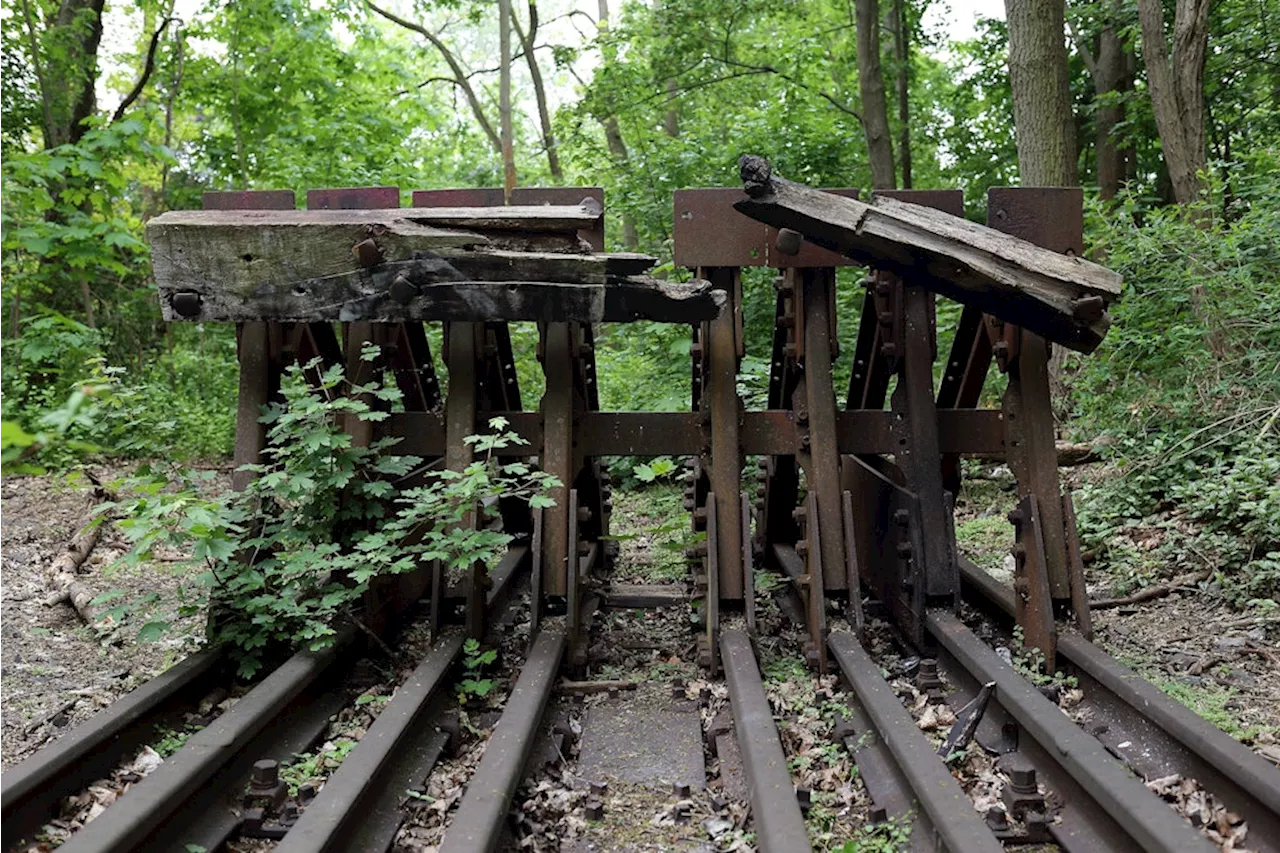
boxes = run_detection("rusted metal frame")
[798,267,846,597]
[801,490,829,672]
[439,627,567,853]
[539,322,576,598]
[232,321,275,492]
[927,610,1217,853]
[388,321,442,413]
[1060,493,1093,640]
[758,282,801,572]
[699,266,744,601]
[891,283,959,607]
[529,507,544,638]
[845,275,900,411]
[274,633,465,853]
[741,493,756,634]
[957,556,1280,850]
[443,321,486,640]
[567,489,583,663]
[1008,494,1057,672]
[828,633,1003,853]
[55,631,358,853]
[840,491,865,636]
[936,304,994,495]
[703,492,721,672]
[384,408,1005,458]
[841,455,928,644]
[0,651,224,851]
[988,189,1077,622]
[720,629,813,853]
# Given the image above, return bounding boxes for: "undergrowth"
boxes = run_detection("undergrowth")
[96,348,558,678]
[1070,177,1280,610]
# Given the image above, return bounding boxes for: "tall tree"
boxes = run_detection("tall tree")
[499,0,516,198]
[597,0,639,248]
[1004,0,1078,185]
[891,0,912,188]
[855,0,896,188]
[1069,1,1135,199]
[20,0,106,149]
[511,0,563,181]
[1136,0,1211,206]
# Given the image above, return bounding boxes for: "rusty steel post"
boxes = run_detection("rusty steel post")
[540,322,576,598]
[699,267,744,600]
[444,322,485,639]
[798,268,846,594]
[988,188,1079,605]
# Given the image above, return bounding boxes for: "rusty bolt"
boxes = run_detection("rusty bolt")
[775,228,804,256]
[1014,577,1030,597]
[800,434,811,450]
[351,238,384,268]
[896,540,913,558]
[251,759,279,788]
[795,406,809,424]
[577,540,592,556]
[585,799,605,820]
[699,686,711,705]
[795,540,809,557]
[1072,295,1106,323]
[602,499,614,513]
[577,506,592,523]
[985,807,1010,831]
[880,342,897,359]
[870,806,888,823]
[1009,766,1038,794]
[796,788,812,811]
[1011,543,1027,560]
[673,802,691,823]
[792,506,807,522]
[673,782,692,798]
[860,275,876,289]
[298,783,317,803]
[171,291,203,318]
[389,273,418,305]
[591,780,609,797]
[878,311,894,328]
[893,508,910,526]
[875,280,891,298]
[993,341,1009,358]
[1007,508,1024,525]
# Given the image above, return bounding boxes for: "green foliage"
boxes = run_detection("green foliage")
[457,637,499,704]
[1071,172,1280,608]
[833,814,913,852]
[280,737,359,795]
[631,456,677,484]
[102,353,558,678]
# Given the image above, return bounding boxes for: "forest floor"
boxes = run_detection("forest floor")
[0,465,218,769]
[2,464,1277,780]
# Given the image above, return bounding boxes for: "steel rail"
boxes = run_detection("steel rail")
[828,632,1001,853]
[927,609,1216,853]
[0,649,224,851]
[56,630,356,853]
[439,626,566,853]
[275,633,465,853]
[720,628,813,853]
[959,556,1280,851]
[273,545,530,853]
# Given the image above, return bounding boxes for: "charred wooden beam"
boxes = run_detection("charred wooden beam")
[734,156,1121,352]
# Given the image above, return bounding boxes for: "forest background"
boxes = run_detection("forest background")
[1,0,1278,613]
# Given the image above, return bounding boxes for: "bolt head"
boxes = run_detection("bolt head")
[389,274,418,305]
[171,291,203,318]
[351,238,384,268]
[251,759,279,787]
[775,228,803,256]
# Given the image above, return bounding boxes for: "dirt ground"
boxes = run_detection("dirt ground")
[1,466,217,769]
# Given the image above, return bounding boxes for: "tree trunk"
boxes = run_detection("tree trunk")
[499,0,517,201]
[893,0,912,188]
[598,0,638,249]
[1071,4,1135,201]
[855,0,897,189]
[24,0,107,149]
[1136,0,1211,207]
[1004,0,1078,186]
[513,2,562,182]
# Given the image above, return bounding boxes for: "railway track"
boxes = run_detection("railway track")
[5,175,1279,851]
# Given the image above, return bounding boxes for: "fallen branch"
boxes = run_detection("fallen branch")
[1089,566,1214,610]
[557,679,638,694]
[44,472,115,624]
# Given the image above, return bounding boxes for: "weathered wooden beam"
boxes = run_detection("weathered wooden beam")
[154,262,721,324]
[734,156,1122,352]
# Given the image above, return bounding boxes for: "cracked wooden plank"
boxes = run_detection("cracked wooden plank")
[734,155,1122,352]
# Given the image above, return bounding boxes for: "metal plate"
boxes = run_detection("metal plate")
[413,188,605,249]
[987,187,1084,255]
[202,190,295,210]
[305,186,400,210]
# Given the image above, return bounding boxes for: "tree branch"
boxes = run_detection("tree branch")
[112,16,175,123]
[713,56,863,120]
[366,0,501,153]
[1067,17,1100,81]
